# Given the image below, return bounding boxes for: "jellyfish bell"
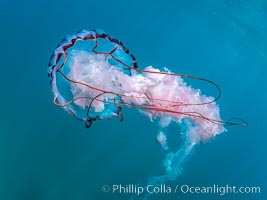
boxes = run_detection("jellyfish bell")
[48,29,138,127]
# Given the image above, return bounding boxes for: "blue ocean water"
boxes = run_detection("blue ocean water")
[0,0,266,200]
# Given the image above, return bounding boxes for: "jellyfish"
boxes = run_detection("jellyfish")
[48,29,246,199]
